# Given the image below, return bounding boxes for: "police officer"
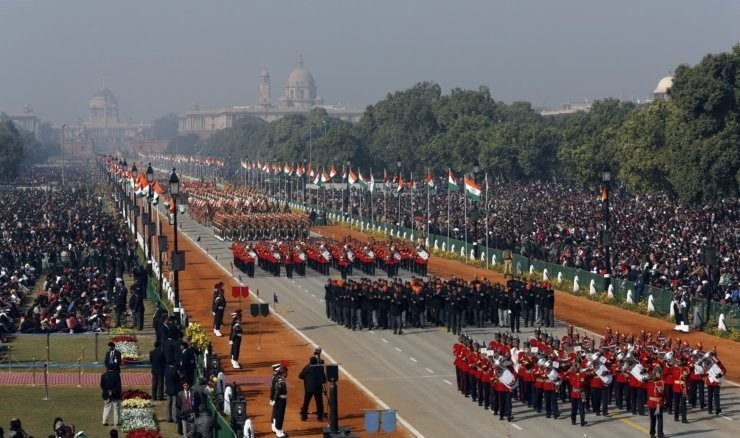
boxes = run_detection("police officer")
[270,363,289,437]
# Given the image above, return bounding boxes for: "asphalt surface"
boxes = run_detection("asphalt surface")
[170,205,738,438]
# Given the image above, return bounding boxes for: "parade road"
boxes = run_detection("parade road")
[171,205,738,438]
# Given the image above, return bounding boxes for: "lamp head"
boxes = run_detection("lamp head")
[169,168,179,196]
[601,166,611,182]
[146,163,154,183]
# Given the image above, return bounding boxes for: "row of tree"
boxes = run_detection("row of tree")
[163,45,739,204]
[0,117,60,178]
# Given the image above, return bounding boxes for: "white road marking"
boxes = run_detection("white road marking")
[395,347,402,352]
[425,368,434,374]
[722,415,733,421]
[381,338,389,343]
[443,379,453,385]
[319,299,324,303]
[511,424,523,430]
[310,294,316,298]
[368,330,375,334]
[409,357,417,362]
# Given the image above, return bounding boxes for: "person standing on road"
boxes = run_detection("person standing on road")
[647,366,666,438]
[270,363,289,438]
[299,356,327,421]
[229,310,244,369]
[212,287,226,337]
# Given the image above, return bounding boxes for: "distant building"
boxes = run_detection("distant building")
[178,58,362,139]
[3,105,39,138]
[653,76,673,100]
[58,85,152,155]
[540,101,592,116]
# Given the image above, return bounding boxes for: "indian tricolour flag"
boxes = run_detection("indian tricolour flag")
[425,169,436,194]
[464,176,481,201]
[348,168,358,185]
[448,169,459,192]
[358,169,369,190]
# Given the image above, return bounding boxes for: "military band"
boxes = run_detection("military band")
[452,327,727,437]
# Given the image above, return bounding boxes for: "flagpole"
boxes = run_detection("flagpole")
[427,170,430,244]
[370,168,374,226]
[447,169,451,251]
[485,172,489,268]
[464,175,468,264]
[410,172,414,242]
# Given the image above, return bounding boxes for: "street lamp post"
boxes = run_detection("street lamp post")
[601,166,612,291]
[146,163,155,262]
[396,158,402,232]
[60,124,66,186]
[131,163,139,243]
[345,158,351,219]
[702,246,717,329]
[169,168,181,319]
[121,159,128,219]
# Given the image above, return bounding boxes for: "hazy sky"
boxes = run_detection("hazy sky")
[1,0,738,124]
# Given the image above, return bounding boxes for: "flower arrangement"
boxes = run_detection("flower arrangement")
[111,335,140,360]
[121,389,159,434]
[122,389,152,400]
[125,431,162,438]
[122,397,153,408]
[109,327,135,335]
[121,408,158,432]
[185,322,211,353]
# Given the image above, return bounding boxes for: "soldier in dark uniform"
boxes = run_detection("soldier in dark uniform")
[270,363,289,438]
[229,310,243,369]
[390,288,406,335]
[509,286,522,333]
[324,279,334,320]
[212,287,226,337]
[284,251,294,279]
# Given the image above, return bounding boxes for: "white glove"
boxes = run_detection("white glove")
[211,312,215,316]
[269,400,275,406]
[229,341,233,345]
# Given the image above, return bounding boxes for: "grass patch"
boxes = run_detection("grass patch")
[0,385,178,437]
[3,333,156,371]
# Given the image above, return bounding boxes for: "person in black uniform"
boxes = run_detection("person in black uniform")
[299,356,327,421]
[104,341,122,374]
[179,342,196,385]
[509,287,522,333]
[229,310,244,369]
[271,363,289,437]
[212,287,226,337]
[149,341,166,400]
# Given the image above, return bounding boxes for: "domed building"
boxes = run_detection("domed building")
[653,76,673,100]
[178,58,361,139]
[278,58,324,108]
[89,86,120,127]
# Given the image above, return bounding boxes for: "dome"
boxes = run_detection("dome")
[286,67,315,86]
[653,76,673,95]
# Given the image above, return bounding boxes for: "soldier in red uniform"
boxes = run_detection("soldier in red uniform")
[542,361,560,419]
[566,362,588,426]
[646,366,666,438]
[705,351,727,415]
[671,357,689,423]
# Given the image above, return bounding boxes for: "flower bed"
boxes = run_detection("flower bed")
[120,391,160,436]
[111,335,140,361]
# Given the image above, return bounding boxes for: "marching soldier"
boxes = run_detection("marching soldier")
[647,366,666,438]
[567,362,588,427]
[229,310,244,369]
[705,350,726,415]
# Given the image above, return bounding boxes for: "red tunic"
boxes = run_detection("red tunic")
[567,371,586,399]
[646,380,666,409]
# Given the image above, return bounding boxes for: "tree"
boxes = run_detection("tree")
[152,113,180,139]
[0,121,25,178]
